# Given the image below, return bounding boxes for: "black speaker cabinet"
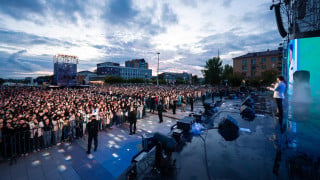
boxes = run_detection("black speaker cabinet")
[240,105,255,121]
[218,116,239,141]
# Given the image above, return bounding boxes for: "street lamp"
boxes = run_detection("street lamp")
[156,52,160,87]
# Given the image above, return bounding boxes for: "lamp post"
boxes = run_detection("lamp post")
[157,52,160,88]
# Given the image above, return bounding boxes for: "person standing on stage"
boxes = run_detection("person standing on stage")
[129,106,137,135]
[157,103,164,123]
[172,97,177,115]
[190,95,194,112]
[150,95,156,113]
[267,76,286,132]
[86,115,98,154]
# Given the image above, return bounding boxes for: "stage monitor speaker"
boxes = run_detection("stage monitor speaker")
[203,102,215,115]
[142,135,155,151]
[189,112,202,122]
[240,105,256,121]
[153,132,176,152]
[242,96,254,108]
[177,116,195,131]
[218,116,239,141]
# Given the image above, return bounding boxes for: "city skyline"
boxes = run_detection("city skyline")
[0,0,281,78]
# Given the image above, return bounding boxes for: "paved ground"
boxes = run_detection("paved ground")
[0,101,204,180]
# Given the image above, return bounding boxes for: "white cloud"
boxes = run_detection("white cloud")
[0,0,280,78]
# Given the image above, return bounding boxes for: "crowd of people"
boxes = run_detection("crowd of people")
[0,84,227,160]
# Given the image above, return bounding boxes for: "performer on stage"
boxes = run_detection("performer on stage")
[157,103,164,123]
[267,76,286,133]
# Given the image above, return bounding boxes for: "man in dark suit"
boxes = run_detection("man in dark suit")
[190,96,194,112]
[150,95,156,113]
[172,99,177,114]
[129,106,137,135]
[87,115,98,154]
[157,103,164,123]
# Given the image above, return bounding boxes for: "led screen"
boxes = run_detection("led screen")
[286,37,320,154]
[287,37,320,99]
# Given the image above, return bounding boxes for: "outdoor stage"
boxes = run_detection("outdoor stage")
[121,93,320,180]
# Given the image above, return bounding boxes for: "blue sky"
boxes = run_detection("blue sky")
[0,0,281,78]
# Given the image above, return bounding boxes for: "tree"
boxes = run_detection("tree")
[176,77,185,84]
[158,73,165,80]
[222,64,233,80]
[36,75,54,84]
[202,57,223,85]
[0,78,5,85]
[127,78,144,84]
[192,75,199,85]
[248,76,262,88]
[261,70,277,85]
[228,73,243,87]
[104,76,125,84]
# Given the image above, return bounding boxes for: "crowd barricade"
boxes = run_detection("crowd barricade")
[0,111,144,161]
[0,120,80,160]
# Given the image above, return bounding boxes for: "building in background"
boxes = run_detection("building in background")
[77,71,97,85]
[125,59,148,69]
[233,49,282,77]
[160,72,192,84]
[97,62,121,77]
[25,77,34,85]
[96,59,152,80]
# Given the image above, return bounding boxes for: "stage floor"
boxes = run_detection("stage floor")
[127,95,320,180]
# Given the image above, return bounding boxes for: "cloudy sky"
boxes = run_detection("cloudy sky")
[0,0,282,78]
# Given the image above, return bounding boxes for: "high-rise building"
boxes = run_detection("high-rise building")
[233,49,282,77]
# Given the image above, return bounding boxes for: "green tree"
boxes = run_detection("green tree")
[158,73,164,80]
[202,57,223,85]
[248,76,262,88]
[159,79,166,84]
[104,76,125,84]
[228,73,243,87]
[261,70,277,85]
[192,75,199,85]
[127,78,144,84]
[176,77,185,84]
[222,64,233,80]
[0,78,5,85]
